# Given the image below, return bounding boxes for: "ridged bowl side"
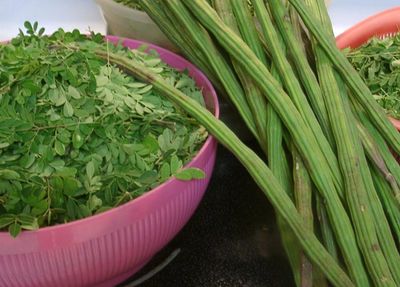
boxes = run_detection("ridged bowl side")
[0,145,216,287]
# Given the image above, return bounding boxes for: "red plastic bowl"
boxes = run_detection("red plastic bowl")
[0,37,219,287]
[336,7,400,130]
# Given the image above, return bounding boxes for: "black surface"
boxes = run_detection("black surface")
[120,144,295,287]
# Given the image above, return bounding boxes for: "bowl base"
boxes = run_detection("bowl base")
[94,260,150,287]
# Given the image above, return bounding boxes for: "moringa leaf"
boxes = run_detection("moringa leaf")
[68,86,81,99]
[175,168,206,181]
[63,101,74,117]
[86,161,95,179]
[54,141,66,156]
[9,223,21,238]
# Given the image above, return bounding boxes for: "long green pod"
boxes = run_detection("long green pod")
[230,0,268,64]
[221,3,302,282]
[292,147,314,287]
[269,64,303,286]
[253,11,337,286]
[316,195,340,261]
[343,88,400,286]
[139,0,222,92]
[287,0,400,155]
[357,122,400,201]
[351,101,400,215]
[180,0,338,198]
[229,0,269,144]
[267,0,333,145]
[265,18,313,284]
[305,0,396,284]
[350,98,400,232]
[95,48,355,287]
[212,0,268,151]
[268,98,302,286]
[335,67,400,203]
[183,1,365,283]
[371,167,400,243]
[318,0,400,282]
[252,0,342,196]
[315,37,386,287]
[356,141,400,285]
[161,0,258,139]
[215,0,291,197]
[273,2,339,272]
[267,66,293,198]
[358,115,400,204]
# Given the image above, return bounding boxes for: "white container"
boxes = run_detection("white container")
[95,0,178,52]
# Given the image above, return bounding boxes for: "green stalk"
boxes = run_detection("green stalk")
[139,0,222,92]
[303,0,397,284]
[267,0,334,145]
[371,167,400,243]
[230,0,268,64]
[292,147,314,287]
[357,122,400,202]
[217,3,301,283]
[152,0,259,140]
[270,64,303,286]
[317,35,387,286]
[337,66,400,283]
[269,4,338,281]
[346,95,400,286]
[268,96,301,286]
[263,11,314,282]
[357,113,400,204]
[334,29,400,287]
[212,0,268,151]
[316,195,340,261]
[95,48,355,287]
[351,102,400,239]
[183,1,365,284]
[287,0,400,155]
[357,139,400,286]
[252,0,342,195]
[270,0,400,206]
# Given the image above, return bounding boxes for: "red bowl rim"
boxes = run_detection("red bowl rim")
[336,7,400,131]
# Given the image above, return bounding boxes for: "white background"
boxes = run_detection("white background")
[0,0,106,41]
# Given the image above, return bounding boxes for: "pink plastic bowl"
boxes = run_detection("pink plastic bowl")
[336,7,400,130]
[0,36,219,287]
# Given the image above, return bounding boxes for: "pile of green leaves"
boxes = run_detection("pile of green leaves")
[0,22,207,237]
[346,33,400,119]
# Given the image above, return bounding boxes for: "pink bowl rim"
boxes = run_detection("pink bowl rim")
[0,36,219,236]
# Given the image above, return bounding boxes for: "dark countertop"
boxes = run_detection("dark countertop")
[121,143,295,287]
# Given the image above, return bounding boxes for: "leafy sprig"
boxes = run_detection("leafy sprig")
[346,34,400,119]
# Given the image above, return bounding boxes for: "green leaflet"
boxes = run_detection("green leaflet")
[175,167,205,181]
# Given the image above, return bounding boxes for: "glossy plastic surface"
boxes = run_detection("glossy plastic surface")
[336,7,400,130]
[0,37,219,287]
